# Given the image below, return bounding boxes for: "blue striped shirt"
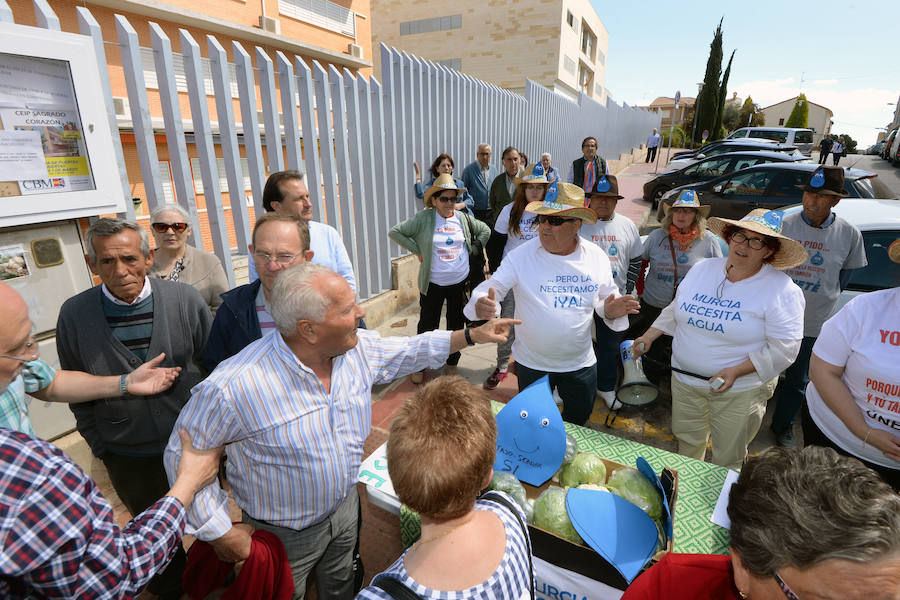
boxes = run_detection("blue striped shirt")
[358,494,533,600]
[164,328,451,541]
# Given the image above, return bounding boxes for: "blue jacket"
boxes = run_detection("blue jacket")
[461,161,499,212]
[201,280,263,372]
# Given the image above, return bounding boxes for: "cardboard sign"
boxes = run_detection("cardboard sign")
[494,376,566,486]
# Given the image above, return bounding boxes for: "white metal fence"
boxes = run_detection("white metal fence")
[1,1,659,301]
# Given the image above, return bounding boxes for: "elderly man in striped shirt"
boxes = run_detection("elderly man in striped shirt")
[164,263,517,599]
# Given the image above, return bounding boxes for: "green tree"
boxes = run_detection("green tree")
[712,50,735,141]
[694,18,723,145]
[738,96,765,128]
[833,133,857,154]
[785,94,809,128]
[723,102,741,131]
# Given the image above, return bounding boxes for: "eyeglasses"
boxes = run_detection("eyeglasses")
[1,334,38,363]
[731,231,767,250]
[536,215,577,226]
[151,222,189,233]
[435,195,457,204]
[773,572,801,600]
[253,251,304,265]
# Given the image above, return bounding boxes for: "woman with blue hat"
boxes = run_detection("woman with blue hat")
[629,190,722,385]
[634,208,807,470]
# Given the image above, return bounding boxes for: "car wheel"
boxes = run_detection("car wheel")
[650,187,665,210]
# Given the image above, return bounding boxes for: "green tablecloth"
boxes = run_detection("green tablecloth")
[400,413,732,555]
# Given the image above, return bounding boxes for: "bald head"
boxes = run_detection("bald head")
[0,282,34,392]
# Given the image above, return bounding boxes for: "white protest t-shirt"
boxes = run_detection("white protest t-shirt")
[781,213,866,337]
[806,288,900,469]
[429,213,469,286]
[641,229,723,309]
[579,213,642,294]
[464,238,623,372]
[669,258,805,390]
[495,203,539,258]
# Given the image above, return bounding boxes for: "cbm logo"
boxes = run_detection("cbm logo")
[22,178,65,191]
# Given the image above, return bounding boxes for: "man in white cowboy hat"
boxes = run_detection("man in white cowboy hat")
[464,181,640,425]
[580,174,643,410]
[770,166,867,447]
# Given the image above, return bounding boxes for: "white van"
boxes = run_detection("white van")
[727,127,815,156]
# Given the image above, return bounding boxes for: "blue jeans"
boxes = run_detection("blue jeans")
[515,362,597,425]
[771,336,816,434]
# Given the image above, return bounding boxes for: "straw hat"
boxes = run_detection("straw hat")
[525,181,598,224]
[584,174,624,199]
[423,173,466,206]
[515,163,551,185]
[707,209,808,270]
[662,189,711,217]
[795,165,849,197]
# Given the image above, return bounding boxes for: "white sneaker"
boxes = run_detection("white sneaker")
[599,390,622,411]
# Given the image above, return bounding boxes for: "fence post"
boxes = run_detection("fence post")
[233,42,266,217]
[256,47,284,174]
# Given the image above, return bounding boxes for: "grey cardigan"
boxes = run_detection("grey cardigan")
[56,278,212,457]
[148,244,229,314]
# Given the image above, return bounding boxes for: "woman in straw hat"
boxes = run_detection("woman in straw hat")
[482,163,552,390]
[629,190,723,385]
[803,238,900,489]
[413,153,474,213]
[390,174,491,384]
[634,209,806,470]
[464,181,639,424]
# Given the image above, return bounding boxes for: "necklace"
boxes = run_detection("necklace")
[413,516,475,547]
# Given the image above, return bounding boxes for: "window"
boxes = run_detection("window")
[595,82,603,97]
[778,118,785,125]
[563,55,576,75]
[279,0,356,38]
[748,130,789,143]
[687,157,733,178]
[141,48,239,98]
[721,169,776,196]
[567,10,575,29]
[578,63,592,90]
[190,157,253,196]
[596,48,605,66]
[768,170,808,198]
[730,129,748,138]
[847,231,900,292]
[580,25,596,60]
[399,14,462,35]
[434,58,461,71]
[794,131,813,144]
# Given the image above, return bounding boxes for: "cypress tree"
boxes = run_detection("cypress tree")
[694,18,723,144]
[713,50,735,139]
[785,94,809,128]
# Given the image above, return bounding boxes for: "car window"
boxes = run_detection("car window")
[769,170,808,198]
[731,129,748,138]
[732,157,768,171]
[794,131,813,144]
[846,231,900,292]
[687,157,733,177]
[849,176,896,199]
[749,130,789,143]
[720,170,775,196]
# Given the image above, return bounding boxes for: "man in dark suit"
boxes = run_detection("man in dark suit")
[566,136,608,190]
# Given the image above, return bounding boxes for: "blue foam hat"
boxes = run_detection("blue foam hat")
[493,376,566,486]
[566,488,659,583]
[636,457,672,540]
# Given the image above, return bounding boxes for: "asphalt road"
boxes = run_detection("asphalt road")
[834,153,900,198]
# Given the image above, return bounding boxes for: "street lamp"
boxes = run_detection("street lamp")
[691,82,704,148]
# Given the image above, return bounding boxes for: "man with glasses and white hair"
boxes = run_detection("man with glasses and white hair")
[464,182,639,425]
[55,217,212,600]
[165,263,517,599]
[202,213,314,371]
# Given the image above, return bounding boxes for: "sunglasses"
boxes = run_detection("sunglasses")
[151,222,189,233]
[434,195,457,204]
[536,215,577,226]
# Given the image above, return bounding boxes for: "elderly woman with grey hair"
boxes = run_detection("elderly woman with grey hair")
[622,445,900,599]
[147,203,228,313]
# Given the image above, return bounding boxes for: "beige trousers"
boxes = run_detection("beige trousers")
[671,376,778,471]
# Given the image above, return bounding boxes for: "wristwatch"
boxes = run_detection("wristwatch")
[464,327,475,346]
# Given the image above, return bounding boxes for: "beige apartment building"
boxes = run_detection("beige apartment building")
[760,96,833,144]
[371,0,608,102]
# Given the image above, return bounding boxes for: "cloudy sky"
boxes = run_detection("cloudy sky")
[594,0,899,146]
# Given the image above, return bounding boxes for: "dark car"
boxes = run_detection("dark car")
[643,151,806,205]
[668,138,786,161]
[657,163,897,221]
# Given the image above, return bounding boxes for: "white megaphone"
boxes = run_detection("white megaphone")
[616,340,659,407]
